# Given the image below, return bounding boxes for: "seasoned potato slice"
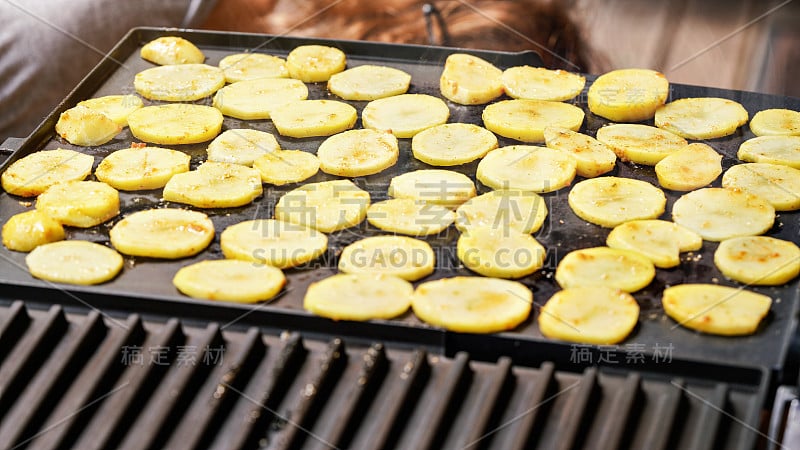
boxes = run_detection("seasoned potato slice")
[411,277,532,333]
[539,287,639,344]
[163,162,262,209]
[221,219,327,269]
[134,64,225,101]
[388,169,475,209]
[95,146,190,191]
[317,129,398,177]
[502,66,585,102]
[411,123,498,166]
[218,53,289,83]
[26,241,123,285]
[483,99,584,143]
[439,53,503,105]
[672,188,775,241]
[173,259,285,303]
[110,208,214,259]
[1,149,93,197]
[140,36,204,65]
[606,220,702,268]
[555,247,655,292]
[55,105,122,146]
[212,78,308,120]
[271,100,356,138]
[477,145,576,193]
[722,163,800,211]
[655,97,748,139]
[457,226,546,279]
[587,68,669,122]
[128,104,223,145]
[455,190,548,234]
[78,95,143,127]
[662,284,771,335]
[595,124,687,165]
[206,129,280,166]
[253,150,320,185]
[305,273,413,321]
[738,135,800,169]
[543,127,616,178]
[36,181,119,228]
[654,143,722,191]
[362,94,450,138]
[2,210,65,252]
[274,179,370,232]
[750,108,800,136]
[568,177,666,228]
[367,198,455,236]
[286,45,346,82]
[338,235,435,281]
[715,236,800,285]
[328,65,411,100]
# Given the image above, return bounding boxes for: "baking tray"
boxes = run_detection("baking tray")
[1,27,799,377]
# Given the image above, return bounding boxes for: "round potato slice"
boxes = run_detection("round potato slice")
[715,236,800,286]
[655,97,748,139]
[221,219,327,269]
[218,53,289,83]
[26,241,123,285]
[271,100,356,138]
[737,135,800,169]
[502,66,585,102]
[1,149,93,197]
[749,108,800,136]
[317,129,399,177]
[595,124,687,165]
[110,208,214,259]
[78,95,143,127]
[411,277,532,333]
[36,181,119,228]
[174,259,285,303]
[367,198,455,236]
[140,36,205,65]
[128,104,223,145]
[555,247,655,293]
[2,210,65,252]
[286,44,346,82]
[163,162,263,209]
[274,179,370,232]
[606,220,702,268]
[305,273,413,321]
[477,145,576,193]
[457,226,546,279]
[671,187,775,241]
[212,78,308,120]
[134,64,225,101]
[482,99,584,143]
[55,105,122,147]
[95,146,190,191]
[543,127,616,178]
[662,284,771,336]
[388,169,475,209]
[206,129,281,166]
[722,163,800,211]
[411,123,498,166]
[362,94,450,138]
[568,177,666,228]
[587,68,669,122]
[455,190,548,234]
[539,287,639,345]
[654,142,722,191]
[338,235,435,281]
[253,150,320,185]
[328,64,411,100]
[439,53,503,105]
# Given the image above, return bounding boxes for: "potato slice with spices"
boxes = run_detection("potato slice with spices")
[109,208,214,259]
[55,105,122,146]
[1,149,93,197]
[721,163,800,211]
[134,64,225,101]
[212,78,308,120]
[26,241,123,285]
[749,108,800,136]
[482,99,584,143]
[362,94,450,138]
[271,100,356,138]
[253,150,320,185]
[274,179,370,232]
[439,53,503,105]
[457,226,546,279]
[388,169,475,209]
[662,284,771,336]
[587,68,669,122]
[654,142,722,191]
[595,124,687,165]
[502,66,585,102]
[78,95,143,127]
[714,236,800,285]
[606,219,702,268]
[36,181,119,228]
[671,187,774,242]
[543,127,616,178]
[455,190,548,234]
[328,65,411,100]
[221,219,327,269]
[163,162,262,209]
[95,146,190,191]
[477,145,576,193]
[655,97,748,139]
[555,246,655,293]
[317,129,399,177]
[218,53,289,82]
[174,259,285,303]
[2,210,65,252]
[305,273,413,321]
[338,235,435,281]
[128,104,223,145]
[140,36,204,65]
[539,287,639,345]
[206,129,280,167]
[568,177,666,228]
[412,123,498,166]
[367,198,455,236]
[737,135,800,169]
[286,45,346,82]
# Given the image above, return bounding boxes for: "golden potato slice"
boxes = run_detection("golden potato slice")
[95,146,190,191]
[411,277,532,333]
[482,99,584,143]
[128,104,223,145]
[411,123,498,166]
[253,150,320,185]
[36,181,119,228]
[317,129,398,177]
[568,177,666,228]
[26,241,123,285]
[502,66,585,102]
[388,169,475,209]
[286,44,346,82]
[715,236,800,286]
[555,247,655,292]
[134,64,224,101]
[539,287,639,345]
[543,127,616,178]
[361,94,450,138]
[662,284,771,335]
[173,259,285,303]
[78,95,143,127]
[327,65,411,100]
[750,108,800,136]
[595,124,687,165]
[163,162,262,209]
[654,143,722,191]
[477,145,576,193]
[140,36,204,65]
[218,53,289,83]
[274,179,370,232]
[738,135,800,169]
[212,78,308,120]
[439,53,503,105]
[109,208,214,259]
[455,190,548,234]
[457,226,545,279]
[1,149,93,197]
[338,235,435,281]
[221,219,327,269]
[606,219,702,268]
[367,198,455,236]
[722,163,800,211]
[55,105,122,146]
[206,129,280,166]
[305,273,413,321]
[2,210,65,252]
[587,68,669,122]
[655,97,748,139]
[672,187,775,241]
[271,100,356,138]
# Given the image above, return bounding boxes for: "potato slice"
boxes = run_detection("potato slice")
[543,127,616,178]
[362,94,450,138]
[128,104,223,145]
[317,129,399,177]
[274,179,370,232]
[502,66,585,102]
[253,150,320,185]
[662,284,771,336]
[455,190,548,234]
[595,124,687,165]
[568,177,666,228]
[539,287,639,345]
[587,68,669,122]
[134,64,225,101]
[286,44,346,82]
[555,247,655,292]
[173,259,285,303]
[271,100,356,138]
[411,277,532,333]
[26,241,123,285]
[78,95,143,127]
[715,236,800,286]
[477,145,576,193]
[750,108,800,136]
[738,135,800,169]
[55,105,122,146]
[206,129,280,166]
[722,163,800,211]
[212,78,308,120]
[36,181,119,228]
[606,220,702,268]
[654,142,722,191]
[655,97,748,139]
[482,99,584,143]
[367,198,455,236]
[2,210,65,252]
[411,123,498,166]
[388,169,475,209]
[163,162,262,209]
[221,219,327,269]
[338,235,435,281]
[328,65,411,100]
[672,187,775,241]
[110,208,214,259]
[305,273,413,321]
[457,226,545,279]
[1,149,93,197]
[95,146,190,191]
[439,53,503,105]
[140,36,205,65]
[218,53,289,83]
